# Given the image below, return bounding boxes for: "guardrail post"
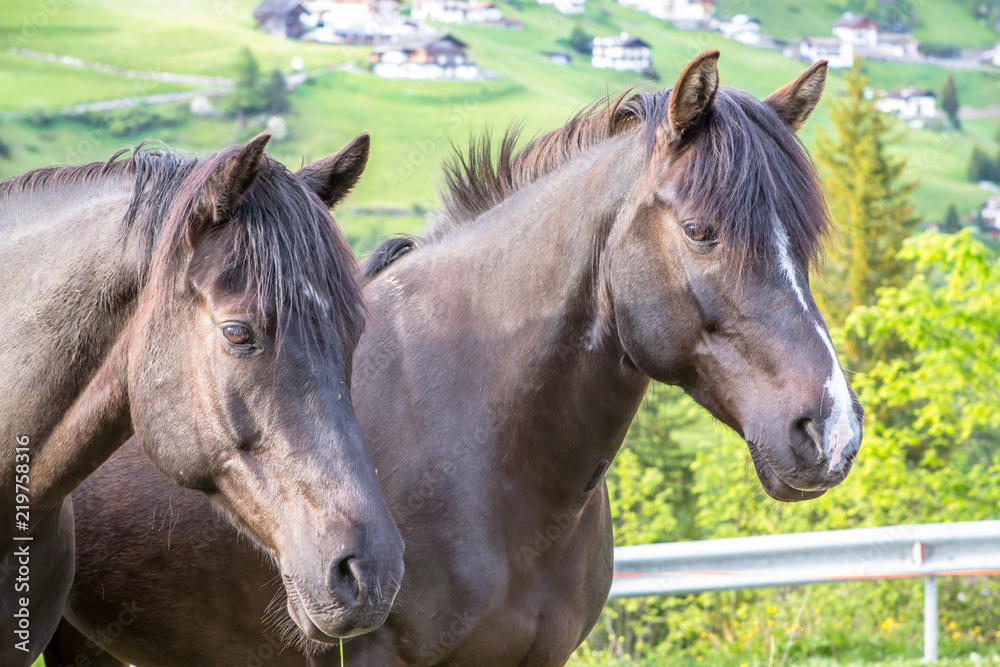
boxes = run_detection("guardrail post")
[923,575,938,663]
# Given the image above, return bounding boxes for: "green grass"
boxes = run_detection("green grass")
[715,0,1000,48]
[0,0,997,244]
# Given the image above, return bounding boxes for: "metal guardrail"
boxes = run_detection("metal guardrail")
[610,521,1000,662]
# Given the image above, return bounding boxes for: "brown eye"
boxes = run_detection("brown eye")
[683,220,718,245]
[222,323,254,347]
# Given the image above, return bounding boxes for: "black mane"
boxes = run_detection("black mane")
[380,85,829,275]
[1,144,364,354]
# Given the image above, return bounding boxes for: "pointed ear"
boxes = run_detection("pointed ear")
[296,132,370,208]
[664,50,720,141]
[765,61,828,131]
[187,132,270,247]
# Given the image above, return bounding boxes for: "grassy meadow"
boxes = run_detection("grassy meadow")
[2,0,999,252]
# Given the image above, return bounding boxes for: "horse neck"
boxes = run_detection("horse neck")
[0,175,173,507]
[425,133,650,502]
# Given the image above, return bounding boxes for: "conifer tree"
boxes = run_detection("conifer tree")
[941,74,960,130]
[813,60,920,366]
[942,203,962,233]
[265,69,290,115]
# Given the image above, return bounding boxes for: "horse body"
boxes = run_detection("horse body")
[2,134,404,664]
[52,54,864,666]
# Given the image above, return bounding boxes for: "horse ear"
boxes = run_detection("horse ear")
[765,61,828,131]
[296,132,370,208]
[664,50,720,141]
[188,132,270,247]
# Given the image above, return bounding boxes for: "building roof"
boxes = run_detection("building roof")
[834,12,877,30]
[884,86,935,100]
[254,0,306,16]
[373,33,467,53]
[592,32,651,48]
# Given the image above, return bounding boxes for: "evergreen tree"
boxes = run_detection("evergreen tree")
[942,203,962,233]
[968,145,994,182]
[229,47,262,128]
[569,26,592,55]
[265,69,290,115]
[941,74,961,130]
[813,60,920,367]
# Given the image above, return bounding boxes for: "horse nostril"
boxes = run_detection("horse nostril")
[328,554,364,604]
[796,417,824,455]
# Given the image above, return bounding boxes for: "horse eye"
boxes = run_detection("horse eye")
[222,323,254,347]
[683,220,718,245]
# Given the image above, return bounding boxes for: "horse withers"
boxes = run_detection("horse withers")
[52,53,862,666]
[0,133,403,664]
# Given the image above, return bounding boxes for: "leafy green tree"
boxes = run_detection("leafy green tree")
[813,60,920,366]
[265,69,290,115]
[229,47,263,128]
[941,203,962,233]
[848,230,1000,470]
[569,25,592,55]
[941,74,961,130]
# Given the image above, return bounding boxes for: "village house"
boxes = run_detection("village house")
[303,0,421,43]
[542,50,572,65]
[537,0,585,15]
[875,86,937,127]
[832,12,878,48]
[977,197,1000,235]
[799,36,854,68]
[254,0,308,38]
[716,14,760,45]
[411,0,503,24]
[618,0,713,23]
[873,31,919,58]
[591,32,651,72]
[371,33,482,79]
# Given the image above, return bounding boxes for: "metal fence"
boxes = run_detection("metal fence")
[610,521,1000,662]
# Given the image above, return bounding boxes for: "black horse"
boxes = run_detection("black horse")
[50,53,862,666]
[1,133,402,664]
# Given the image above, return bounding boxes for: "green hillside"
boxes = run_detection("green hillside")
[1,0,998,251]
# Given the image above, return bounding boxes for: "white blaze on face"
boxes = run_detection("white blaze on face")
[771,214,859,470]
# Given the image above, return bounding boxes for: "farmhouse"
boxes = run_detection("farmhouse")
[371,34,482,79]
[716,14,759,45]
[537,0,585,15]
[304,0,420,43]
[543,50,572,65]
[832,12,878,48]
[411,0,503,24]
[873,31,919,58]
[618,0,713,23]
[591,32,651,72]
[799,36,854,68]
[875,87,936,127]
[254,0,308,38]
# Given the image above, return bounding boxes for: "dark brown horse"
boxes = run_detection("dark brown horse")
[49,53,862,666]
[1,133,404,664]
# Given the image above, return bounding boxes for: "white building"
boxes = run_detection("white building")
[618,0,713,22]
[411,0,502,23]
[875,86,936,127]
[591,32,651,72]
[302,0,422,43]
[716,14,759,45]
[873,31,919,58]
[371,33,482,79]
[799,36,854,68]
[832,13,878,48]
[537,0,585,14]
